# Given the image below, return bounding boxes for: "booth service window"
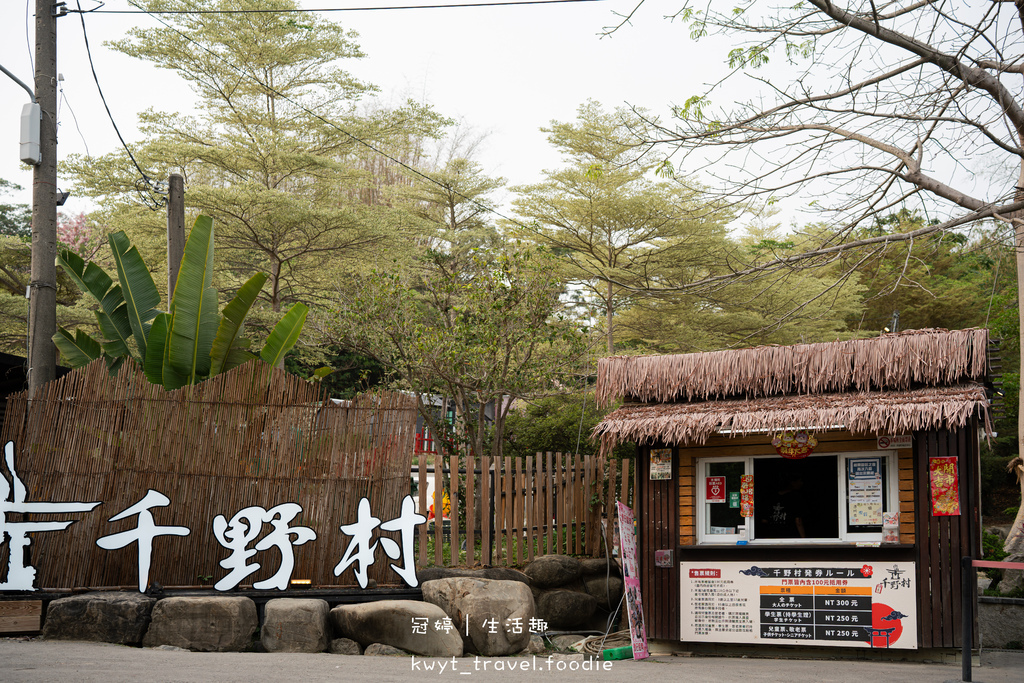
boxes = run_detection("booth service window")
[697,452,896,544]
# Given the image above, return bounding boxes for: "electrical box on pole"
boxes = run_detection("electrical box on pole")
[20,102,41,165]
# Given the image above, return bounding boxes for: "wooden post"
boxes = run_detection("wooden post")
[449,454,459,567]
[417,458,427,566]
[434,453,443,567]
[465,454,475,566]
[481,455,491,566]
[166,172,185,299]
[545,451,553,555]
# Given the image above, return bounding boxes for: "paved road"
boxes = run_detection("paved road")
[1,639,1021,683]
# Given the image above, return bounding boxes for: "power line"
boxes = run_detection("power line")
[59,82,91,157]
[116,0,530,228]
[72,0,605,15]
[76,0,166,208]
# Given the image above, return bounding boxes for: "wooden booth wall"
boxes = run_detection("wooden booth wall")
[913,424,981,649]
[637,446,679,641]
[0,360,417,589]
[676,431,916,546]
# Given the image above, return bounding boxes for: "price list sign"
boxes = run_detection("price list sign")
[681,561,917,649]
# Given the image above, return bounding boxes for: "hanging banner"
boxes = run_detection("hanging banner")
[929,456,960,516]
[616,501,649,660]
[681,561,917,649]
[706,476,727,503]
[650,448,673,481]
[772,430,818,459]
[740,474,754,518]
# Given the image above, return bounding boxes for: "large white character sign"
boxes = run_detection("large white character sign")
[96,489,190,592]
[0,441,100,590]
[334,496,424,588]
[212,503,316,591]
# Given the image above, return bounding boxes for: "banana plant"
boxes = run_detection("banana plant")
[54,215,308,390]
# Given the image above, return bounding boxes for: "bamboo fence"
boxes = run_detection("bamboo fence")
[415,452,635,568]
[0,359,417,589]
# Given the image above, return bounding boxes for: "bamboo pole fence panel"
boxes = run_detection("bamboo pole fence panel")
[0,360,417,589]
[449,454,459,568]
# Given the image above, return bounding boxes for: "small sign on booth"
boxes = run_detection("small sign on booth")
[706,476,726,503]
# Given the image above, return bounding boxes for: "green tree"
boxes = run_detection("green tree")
[502,391,634,461]
[511,101,732,354]
[0,179,31,239]
[64,0,449,327]
[332,243,585,461]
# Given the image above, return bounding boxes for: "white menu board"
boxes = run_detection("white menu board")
[681,561,917,649]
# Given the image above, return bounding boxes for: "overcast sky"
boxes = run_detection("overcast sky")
[0,0,731,218]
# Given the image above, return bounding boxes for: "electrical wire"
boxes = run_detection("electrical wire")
[25,0,34,72]
[71,0,606,15]
[76,0,166,209]
[122,0,530,229]
[59,85,91,157]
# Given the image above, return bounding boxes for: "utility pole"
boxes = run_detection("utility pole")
[28,0,63,397]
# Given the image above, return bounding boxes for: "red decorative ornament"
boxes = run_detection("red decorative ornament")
[861,564,874,578]
[771,430,818,459]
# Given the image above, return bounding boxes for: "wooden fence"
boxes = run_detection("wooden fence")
[415,453,635,568]
[0,360,417,589]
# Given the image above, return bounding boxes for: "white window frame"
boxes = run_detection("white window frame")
[696,450,899,545]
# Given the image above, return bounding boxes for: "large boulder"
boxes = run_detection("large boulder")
[142,596,257,652]
[584,575,624,610]
[535,589,596,630]
[524,555,581,588]
[330,600,462,657]
[580,558,621,577]
[421,577,534,656]
[42,592,155,645]
[998,553,1024,594]
[261,598,330,653]
[365,643,409,656]
[329,637,363,655]
[416,567,531,586]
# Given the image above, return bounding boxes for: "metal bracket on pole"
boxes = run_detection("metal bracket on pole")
[52,2,67,17]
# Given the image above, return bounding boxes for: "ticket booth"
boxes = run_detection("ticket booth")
[594,328,989,652]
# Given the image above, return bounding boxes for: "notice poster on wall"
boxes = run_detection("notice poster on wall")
[680,561,917,649]
[848,458,883,526]
[650,449,673,480]
[616,501,649,660]
[929,456,960,516]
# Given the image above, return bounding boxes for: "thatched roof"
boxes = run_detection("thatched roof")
[592,329,992,453]
[594,383,991,452]
[596,328,989,406]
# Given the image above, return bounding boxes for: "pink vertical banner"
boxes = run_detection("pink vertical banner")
[616,501,649,660]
